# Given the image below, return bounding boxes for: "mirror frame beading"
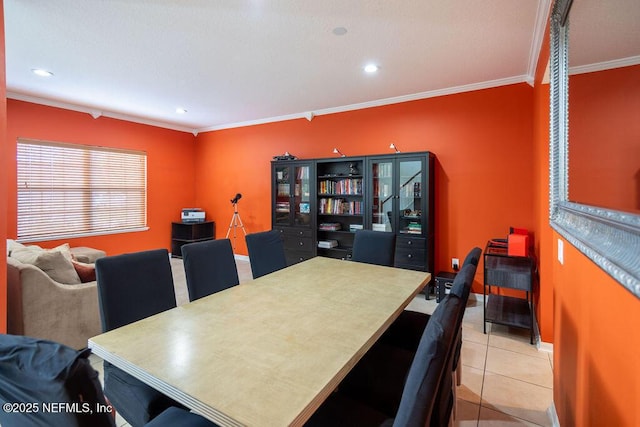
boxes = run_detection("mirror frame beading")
[549,0,640,298]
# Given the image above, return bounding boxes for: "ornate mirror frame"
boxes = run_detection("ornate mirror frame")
[549,0,640,298]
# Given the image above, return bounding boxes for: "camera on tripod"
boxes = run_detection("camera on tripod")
[230,193,242,204]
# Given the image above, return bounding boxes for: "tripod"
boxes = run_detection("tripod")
[225,201,247,250]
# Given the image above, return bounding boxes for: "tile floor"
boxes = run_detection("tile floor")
[90,257,554,427]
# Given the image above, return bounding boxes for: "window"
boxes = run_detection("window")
[17,139,147,241]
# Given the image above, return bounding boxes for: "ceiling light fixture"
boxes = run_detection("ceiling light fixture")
[31,68,53,77]
[389,143,400,153]
[332,27,348,36]
[364,64,379,73]
[333,148,346,157]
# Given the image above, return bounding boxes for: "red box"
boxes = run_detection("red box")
[508,233,529,256]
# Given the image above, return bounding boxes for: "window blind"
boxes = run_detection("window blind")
[17,139,147,241]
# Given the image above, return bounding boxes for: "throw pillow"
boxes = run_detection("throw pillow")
[10,244,44,264]
[33,251,82,285]
[72,261,96,283]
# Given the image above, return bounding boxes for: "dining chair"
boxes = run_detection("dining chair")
[306,293,463,427]
[95,248,183,427]
[245,229,288,279]
[0,334,217,427]
[181,239,239,301]
[350,229,396,267]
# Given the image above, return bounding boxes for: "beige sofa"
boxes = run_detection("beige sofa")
[7,244,106,349]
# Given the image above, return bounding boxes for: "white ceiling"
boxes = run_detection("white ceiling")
[4,1,638,134]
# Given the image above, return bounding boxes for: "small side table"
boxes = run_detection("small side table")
[435,271,457,303]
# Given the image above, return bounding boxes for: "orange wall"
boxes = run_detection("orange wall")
[6,100,197,255]
[195,83,536,296]
[530,18,640,425]
[569,64,640,213]
[1,0,7,333]
[552,232,639,426]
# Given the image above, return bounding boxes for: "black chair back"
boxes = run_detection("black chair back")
[181,239,239,301]
[245,230,288,279]
[0,334,115,427]
[95,249,181,427]
[351,230,396,267]
[393,294,463,427]
[462,246,482,267]
[95,248,177,332]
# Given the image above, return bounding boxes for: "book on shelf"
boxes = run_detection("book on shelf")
[349,224,363,232]
[317,240,338,249]
[319,222,341,231]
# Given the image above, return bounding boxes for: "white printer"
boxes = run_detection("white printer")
[181,208,206,223]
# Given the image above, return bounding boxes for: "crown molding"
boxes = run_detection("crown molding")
[569,55,640,75]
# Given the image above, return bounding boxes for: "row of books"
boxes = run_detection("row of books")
[318,178,362,195]
[318,198,363,215]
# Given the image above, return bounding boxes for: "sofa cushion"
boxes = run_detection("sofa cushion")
[72,261,97,283]
[33,250,81,284]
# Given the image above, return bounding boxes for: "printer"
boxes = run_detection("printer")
[181,208,206,223]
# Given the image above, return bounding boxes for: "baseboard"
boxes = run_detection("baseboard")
[234,254,250,262]
[548,401,560,427]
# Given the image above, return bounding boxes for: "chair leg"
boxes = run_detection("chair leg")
[456,357,462,386]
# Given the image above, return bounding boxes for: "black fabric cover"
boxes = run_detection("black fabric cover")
[351,230,396,267]
[181,239,239,301]
[393,294,463,427]
[0,334,115,427]
[462,246,482,267]
[448,263,476,303]
[95,248,182,427]
[245,230,288,279]
[95,248,177,332]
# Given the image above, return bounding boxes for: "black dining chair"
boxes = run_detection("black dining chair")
[305,293,463,427]
[245,229,288,279]
[351,230,396,267]
[0,334,217,427]
[95,249,184,427]
[181,239,239,301]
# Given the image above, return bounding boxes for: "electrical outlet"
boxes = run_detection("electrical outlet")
[452,258,460,271]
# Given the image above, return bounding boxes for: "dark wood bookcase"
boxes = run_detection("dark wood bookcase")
[271,151,435,273]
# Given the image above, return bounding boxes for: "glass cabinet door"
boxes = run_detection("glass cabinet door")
[274,165,291,226]
[371,160,394,232]
[398,159,423,235]
[294,165,311,226]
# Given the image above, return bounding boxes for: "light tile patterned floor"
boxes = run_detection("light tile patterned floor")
[91,258,553,427]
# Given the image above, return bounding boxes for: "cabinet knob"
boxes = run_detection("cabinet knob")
[407,254,413,258]
[299,241,304,246]
[407,240,412,245]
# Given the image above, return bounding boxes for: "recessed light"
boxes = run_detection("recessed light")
[364,64,379,73]
[332,27,347,36]
[176,108,187,114]
[32,68,53,77]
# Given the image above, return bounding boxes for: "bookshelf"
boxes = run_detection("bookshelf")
[272,151,435,273]
[271,160,316,265]
[316,158,365,259]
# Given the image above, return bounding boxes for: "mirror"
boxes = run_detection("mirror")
[567,0,640,213]
[549,0,640,298]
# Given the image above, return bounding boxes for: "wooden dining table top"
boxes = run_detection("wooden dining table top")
[89,256,431,427]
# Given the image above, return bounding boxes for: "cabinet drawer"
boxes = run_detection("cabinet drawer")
[395,247,426,268]
[283,236,313,251]
[275,227,313,238]
[395,235,427,250]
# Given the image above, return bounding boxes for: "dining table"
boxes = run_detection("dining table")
[88,256,431,427]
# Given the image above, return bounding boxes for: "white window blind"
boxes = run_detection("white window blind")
[17,139,147,241]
